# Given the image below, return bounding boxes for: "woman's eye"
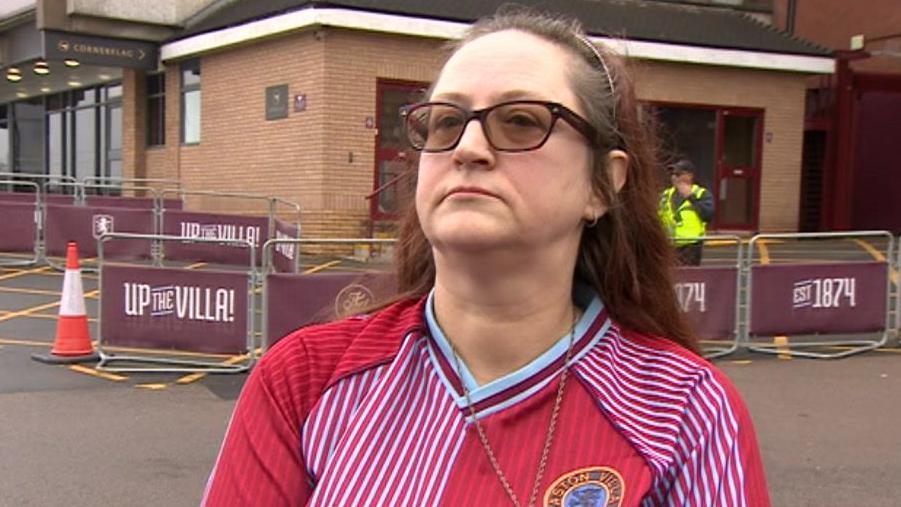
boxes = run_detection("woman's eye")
[432,114,463,131]
[503,112,543,129]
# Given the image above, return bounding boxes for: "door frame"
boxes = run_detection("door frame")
[371,78,428,222]
[714,106,764,231]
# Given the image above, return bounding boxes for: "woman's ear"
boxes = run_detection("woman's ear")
[584,150,630,222]
[606,149,629,193]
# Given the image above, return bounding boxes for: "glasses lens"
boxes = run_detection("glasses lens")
[406,104,466,151]
[485,103,553,150]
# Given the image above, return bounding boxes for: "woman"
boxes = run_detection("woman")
[203,10,769,507]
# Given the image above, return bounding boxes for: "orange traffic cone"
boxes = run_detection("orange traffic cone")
[32,242,99,364]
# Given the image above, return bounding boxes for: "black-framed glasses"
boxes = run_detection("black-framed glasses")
[401,100,598,153]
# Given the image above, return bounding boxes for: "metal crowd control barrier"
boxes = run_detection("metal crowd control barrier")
[895,239,901,346]
[745,231,893,359]
[261,238,396,350]
[95,233,256,373]
[83,176,182,192]
[158,190,301,267]
[42,184,159,272]
[0,172,77,194]
[672,235,743,358]
[0,180,42,266]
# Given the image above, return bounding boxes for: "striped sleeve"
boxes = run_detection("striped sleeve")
[200,339,314,506]
[649,368,770,507]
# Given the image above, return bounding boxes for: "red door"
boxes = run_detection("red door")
[714,108,763,230]
[371,80,427,222]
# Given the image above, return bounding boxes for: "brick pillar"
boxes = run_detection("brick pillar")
[121,69,147,180]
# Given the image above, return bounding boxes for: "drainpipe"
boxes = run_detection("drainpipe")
[786,0,797,34]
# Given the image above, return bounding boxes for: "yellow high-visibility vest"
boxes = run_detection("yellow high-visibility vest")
[659,184,708,245]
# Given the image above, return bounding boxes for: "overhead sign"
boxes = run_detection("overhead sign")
[43,30,158,70]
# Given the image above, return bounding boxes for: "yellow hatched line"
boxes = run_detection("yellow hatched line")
[851,238,898,285]
[773,336,792,360]
[756,240,771,265]
[0,265,51,281]
[175,348,260,385]
[0,286,62,297]
[185,262,208,270]
[68,364,127,382]
[302,260,341,274]
[0,289,99,323]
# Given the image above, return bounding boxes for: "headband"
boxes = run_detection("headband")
[573,33,617,121]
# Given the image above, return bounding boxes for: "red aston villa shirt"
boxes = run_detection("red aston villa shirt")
[202,293,770,506]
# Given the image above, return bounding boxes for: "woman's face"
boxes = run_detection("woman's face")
[415,30,603,255]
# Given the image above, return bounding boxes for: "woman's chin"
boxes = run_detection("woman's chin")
[427,222,517,253]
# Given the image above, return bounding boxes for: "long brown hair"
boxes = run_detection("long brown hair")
[391,9,697,353]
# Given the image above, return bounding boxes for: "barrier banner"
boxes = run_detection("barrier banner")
[46,194,78,205]
[750,261,887,335]
[0,192,40,203]
[101,265,249,354]
[674,266,738,340]
[0,202,37,252]
[266,272,395,347]
[162,211,268,265]
[272,219,300,273]
[44,204,154,258]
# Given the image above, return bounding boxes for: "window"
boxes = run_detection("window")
[146,73,165,146]
[0,106,9,173]
[42,84,121,183]
[181,61,201,144]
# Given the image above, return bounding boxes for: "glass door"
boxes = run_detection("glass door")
[715,109,762,230]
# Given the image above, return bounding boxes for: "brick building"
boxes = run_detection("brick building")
[773,0,901,232]
[0,0,832,237]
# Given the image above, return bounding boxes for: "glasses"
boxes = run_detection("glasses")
[402,100,598,153]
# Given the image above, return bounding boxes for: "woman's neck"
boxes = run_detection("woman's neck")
[431,250,580,385]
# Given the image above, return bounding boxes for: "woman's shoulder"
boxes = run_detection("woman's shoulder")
[257,296,426,391]
[602,325,749,415]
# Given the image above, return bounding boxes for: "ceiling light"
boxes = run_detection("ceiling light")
[98,73,111,80]
[64,59,80,68]
[40,86,51,93]
[6,67,22,82]
[67,81,82,87]
[33,61,50,75]
[16,91,28,99]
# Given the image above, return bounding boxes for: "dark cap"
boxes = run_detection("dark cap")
[668,159,695,175]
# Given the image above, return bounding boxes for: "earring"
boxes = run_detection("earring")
[585,215,599,228]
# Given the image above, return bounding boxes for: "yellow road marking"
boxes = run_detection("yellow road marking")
[136,383,168,390]
[0,338,52,348]
[730,359,753,365]
[851,238,898,285]
[0,286,62,297]
[0,289,99,323]
[68,364,128,382]
[773,335,792,360]
[175,348,259,385]
[186,262,208,270]
[0,265,51,281]
[302,260,341,274]
[757,240,771,265]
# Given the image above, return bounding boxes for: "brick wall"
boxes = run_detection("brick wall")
[136,27,808,236]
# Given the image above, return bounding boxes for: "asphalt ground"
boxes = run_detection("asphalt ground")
[1,238,900,506]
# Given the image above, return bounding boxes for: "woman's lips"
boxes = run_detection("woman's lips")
[446,186,499,199]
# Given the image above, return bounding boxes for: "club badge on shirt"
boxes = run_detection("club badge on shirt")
[544,466,624,506]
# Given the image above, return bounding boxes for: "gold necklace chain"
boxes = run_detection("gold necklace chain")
[450,314,577,507]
